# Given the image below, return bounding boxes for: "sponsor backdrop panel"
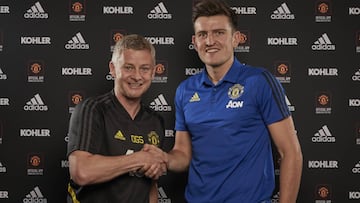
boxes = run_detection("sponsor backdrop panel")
[0,0,359,202]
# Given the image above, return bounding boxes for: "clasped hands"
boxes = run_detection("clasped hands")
[135,144,168,180]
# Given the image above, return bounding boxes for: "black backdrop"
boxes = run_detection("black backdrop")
[0,0,359,202]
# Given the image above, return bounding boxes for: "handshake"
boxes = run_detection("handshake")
[130,144,169,180]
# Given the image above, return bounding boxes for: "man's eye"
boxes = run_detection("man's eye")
[124,66,134,71]
[197,33,206,38]
[216,31,225,36]
[140,67,150,73]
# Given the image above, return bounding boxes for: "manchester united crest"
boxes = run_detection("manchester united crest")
[228,84,244,100]
[148,131,160,146]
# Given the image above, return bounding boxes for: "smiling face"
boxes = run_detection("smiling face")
[110,48,155,102]
[192,15,240,70]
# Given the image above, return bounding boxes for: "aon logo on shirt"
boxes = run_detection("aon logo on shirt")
[226,100,244,108]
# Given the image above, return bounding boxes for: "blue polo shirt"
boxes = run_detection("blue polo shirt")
[174,58,290,203]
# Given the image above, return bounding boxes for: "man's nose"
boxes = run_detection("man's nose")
[205,33,215,45]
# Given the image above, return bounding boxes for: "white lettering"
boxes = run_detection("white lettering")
[312,136,335,142]
[0,74,7,80]
[0,6,10,13]
[23,105,48,111]
[349,99,360,106]
[145,37,174,45]
[231,7,256,15]
[352,167,360,173]
[150,106,172,111]
[226,100,244,108]
[308,160,338,168]
[21,37,51,45]
[311,44,335,50]
[349,7,360,15]
[61,160,69,168]
[147,13,172,19]
[23,197,47,203]
[24,13,48,19]
[308,68,338,76]
[185,68,203,76]
[349,191,360,199]
[65,43,89,50]
[103,6,133,14]
[352,75,360,81]
[268,38,297,45]
[0,191,8,198]
[0,98,9,105]
[62,68,92,75]
[165,130,174,137]
[20,129,50,137]
[270,14,295,19]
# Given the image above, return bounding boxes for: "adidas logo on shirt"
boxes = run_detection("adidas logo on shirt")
[148,2,172,19]
[24,93,48,111]
[311,33,336,51]
[312,125,336,143]
[65,32,89,50]
[0,68,7,80]
[23,186,47,202]
[158,187,171,202]
[114,130,126,141]
[24,2,48,19]
[271,3,295,20]
[189,92,200,102]
[150,94,172,112]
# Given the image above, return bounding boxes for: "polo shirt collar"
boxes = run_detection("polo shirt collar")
[201,58,243,86]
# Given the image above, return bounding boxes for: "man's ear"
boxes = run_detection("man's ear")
[232,31,241,48]
[109,61,115,77]
[192,35,198,51]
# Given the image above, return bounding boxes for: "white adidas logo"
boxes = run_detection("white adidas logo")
[65,32,90,50]
[23,186,47,201]
[24,93,48,111]
[311,33,335,50]
[158,187,171,201]
[285,95,295,112]
[0,68,7,80]
[24,2,48,19]
[312,125,335,143]
[148,2,172,19]
[352,69,360,81]
[26,94,45,105]
[0,162,6,173]
[271,3,294,19]
[352,161,360,174]
[150,94,172,111]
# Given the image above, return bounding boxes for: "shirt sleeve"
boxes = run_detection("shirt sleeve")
[67,98,103,156]
[174,84,187,131]
[257,70,291,125]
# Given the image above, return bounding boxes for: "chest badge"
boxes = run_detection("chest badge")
[148,131,160,146]
[228,84,244,99]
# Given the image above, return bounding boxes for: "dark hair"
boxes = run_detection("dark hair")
[192,0,238,30]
